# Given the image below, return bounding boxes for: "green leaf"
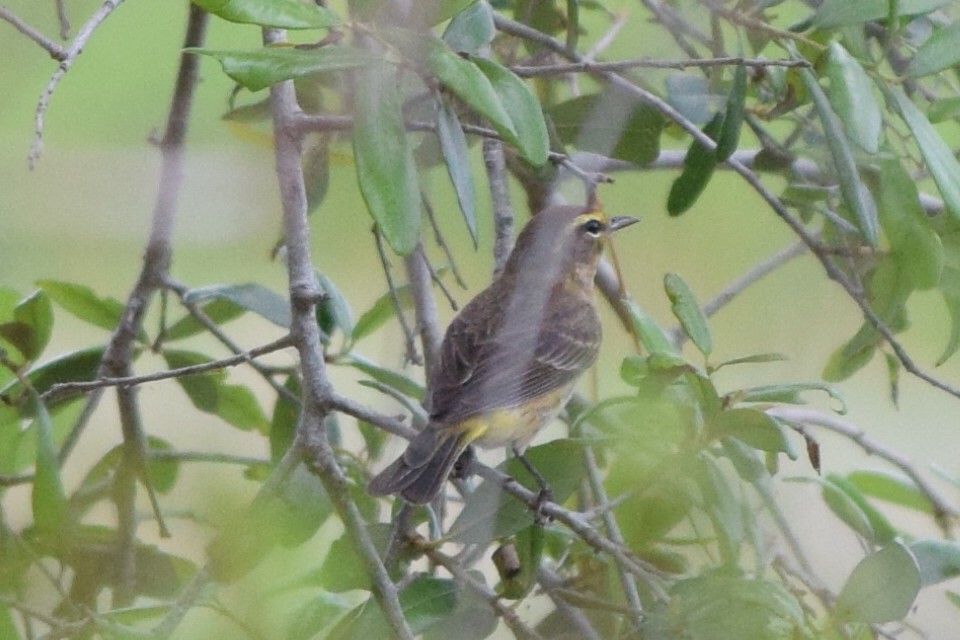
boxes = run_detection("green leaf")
[165,298,246,341]
[826,42,881,154]
[424,41,525,153]
[735,382,845,410]
[667,112,723,216]
[711,408,797,458]
[800,65,879,245]
[715,64,747,161]
[348,355,426,400]
[834,542,920,623]
[893,87,960,219]
[0,346,106,408]
[434,0,480,24]
[436,94,479,246]
[877,159,943,289]
[547,91,664,165]
[847,470,932,514]
[0,290,53,362]
[816,476,876,541]
[184,283,291,328]
[316,272,354,340]
[910,539,960,587]
[908,20,960,77]
[188,46,376,92]
[30,394,69,537]
[813,0,950,27]
[449,440,584,544]
[495,524,545,599]
[664,272,712,357]
[350,285,415,345]
[328,576,458,639]
[287,592,354,640]
[929,96,960,123]
[712,352,787,371]
[37,280,125,332]
[823,328,878,382]
[442,0,494,53]
[163,350,270,432]
[270,375,301,462]
[190,0,340,29]
[827,473,898,544]
[353,61,421,256]
[624,300,676,355]
[471,56,549,166]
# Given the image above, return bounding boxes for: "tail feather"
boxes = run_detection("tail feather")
[368,427,467,505]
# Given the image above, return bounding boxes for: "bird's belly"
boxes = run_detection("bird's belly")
[462,383,576,450]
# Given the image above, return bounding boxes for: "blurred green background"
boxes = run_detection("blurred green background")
[3,0,960,635]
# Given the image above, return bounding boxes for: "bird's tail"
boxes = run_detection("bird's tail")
[368,426,467,505]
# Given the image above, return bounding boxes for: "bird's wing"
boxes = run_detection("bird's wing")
[428,287,601,427]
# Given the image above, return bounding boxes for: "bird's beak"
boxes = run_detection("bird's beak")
[608,216,640,232]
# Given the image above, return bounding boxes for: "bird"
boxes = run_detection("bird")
[368,204,638,504]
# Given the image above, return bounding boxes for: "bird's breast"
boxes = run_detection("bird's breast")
[457,382,577,451]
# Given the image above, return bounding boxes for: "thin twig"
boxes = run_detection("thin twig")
[29,0,126,166]
[538,566,605,640]
[55,0,71,38]
[422,196,467,291]
[374,228,422,366]
[511,56,810,77]
[0,5,67,59]
[44,336,293,400]
[404,243,443,379]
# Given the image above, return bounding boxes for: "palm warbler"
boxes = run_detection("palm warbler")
[368,205,638,504]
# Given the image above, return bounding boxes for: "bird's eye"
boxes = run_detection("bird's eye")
[582,219,604,237]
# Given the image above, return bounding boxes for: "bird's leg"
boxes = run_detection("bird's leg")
[512,445,553,518]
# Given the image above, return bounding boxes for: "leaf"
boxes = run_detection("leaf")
[712,352,787,370]
[711,408,797,458]
[826,473,898,544]
[547,91,663,165]
[287,592,354,640]
[826,42,881,154]
[316,271,354,340]
[328,576,458,639]
[876,159,943,289]
[471,56,549,166]
[893,87,960,219]
[736,382,846,410]
[929,96,960,123]
[37,280,125,332]
[350,285,415,345]
[190,0,340,29]
[715,64,747,161]
[163,350,270,432]
[834,542,920,623]
[910,539,960,587]
[0,290,53,362]
[188,46,376,92]
[0,346,106,408]
[270,375,301,463]
[184,283,291,328]
[847,470,932,513]
[448,440,584,544]
[908,19,960,77]
[664,272,712,357]
[434,0,480,24]
[436,94,479,246]
[353,61,421,256]
[30,394,69,537]
[624,300,676,355]
[813,0,950,27]
[800,65,879,245]
[667,112,723,216]
[165,298,246,341]
[442,0,494,53]
[347,355,426,400]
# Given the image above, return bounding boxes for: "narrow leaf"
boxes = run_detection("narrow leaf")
[191,0,340,29]
[353,62,421,256]
[835,542,920,623]
[436,95,479,246]
[624,300,677,355]
[910,539,960,587]
[442,0,494,53]
[37,280,125,332]
[907,20,960,77]
[800,65,879,245]
[847,470,932,513]
[188,46,376,92]
[664,272,712,357]
[712,408,797,458]
[316,272,355,340]
[165,298,246,341]
[350,285,415,345]
[715,64,747,161]
[893,88,960,218]
[184,283,291,328]
[31,394,69,536]
[813,0,950,27]
[471,56,549,166]
[826,42,881,154]
[667,112,723,216]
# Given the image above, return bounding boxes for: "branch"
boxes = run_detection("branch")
[0,5,67,59]
[482,138,516,276]
[264,27,414,640]
[404,243,443,379]
[43,336,292,400]
[29,0,126,166]
[511,56,810,77]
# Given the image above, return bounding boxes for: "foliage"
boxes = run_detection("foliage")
[3,0,960,638]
